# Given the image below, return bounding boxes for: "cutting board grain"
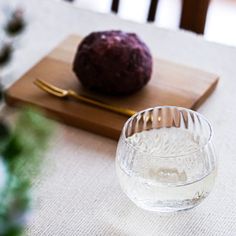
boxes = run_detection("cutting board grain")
[5,35,219,140]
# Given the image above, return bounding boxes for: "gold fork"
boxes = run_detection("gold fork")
[34,79,136,117]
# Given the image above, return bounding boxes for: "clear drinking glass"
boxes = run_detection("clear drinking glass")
[116,106,217,213]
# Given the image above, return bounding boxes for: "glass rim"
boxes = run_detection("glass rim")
[122,106,213,159]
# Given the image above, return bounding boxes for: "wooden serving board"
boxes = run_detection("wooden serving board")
[6,35,219,140]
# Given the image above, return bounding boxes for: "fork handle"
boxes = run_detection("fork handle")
[68,90,136,117]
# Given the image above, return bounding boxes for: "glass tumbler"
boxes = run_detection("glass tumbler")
[116,106,217,213]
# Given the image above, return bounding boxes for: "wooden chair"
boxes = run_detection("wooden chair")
[111,0,210,34]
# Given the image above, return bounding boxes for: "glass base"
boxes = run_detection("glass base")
[131,198,204,213]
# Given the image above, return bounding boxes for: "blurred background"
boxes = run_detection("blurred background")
[60,0,236,47]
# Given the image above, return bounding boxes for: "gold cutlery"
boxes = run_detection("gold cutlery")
[34,79,136,117]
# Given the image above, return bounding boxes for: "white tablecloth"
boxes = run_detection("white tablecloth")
[2,0,236,235]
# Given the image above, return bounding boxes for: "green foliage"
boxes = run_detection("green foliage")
[0,122,10,153]
[0,44,13,66]
[0,83,5,101]
[3,108,54,179]
[0,6,37,235]
[0,176,29,236]
[0,108,54,236]
[5,9,26,36]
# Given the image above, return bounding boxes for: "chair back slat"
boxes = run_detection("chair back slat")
[111,0,119,13]
[147,0,159,22]
[180,0,210,34]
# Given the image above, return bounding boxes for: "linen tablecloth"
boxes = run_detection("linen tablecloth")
[2,0,236,235]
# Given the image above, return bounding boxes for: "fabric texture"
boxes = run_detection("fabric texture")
[1,0,236,235]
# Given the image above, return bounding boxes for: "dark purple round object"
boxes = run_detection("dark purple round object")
[73,31,153,95]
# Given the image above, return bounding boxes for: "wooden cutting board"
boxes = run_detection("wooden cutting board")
[5,35,219,140]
